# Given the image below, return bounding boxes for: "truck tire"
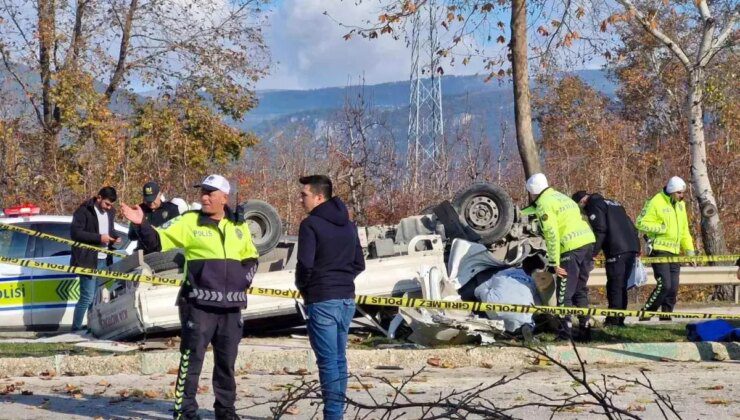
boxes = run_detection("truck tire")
[239,200,282,256]
[452,182,515,245]
[143,250,185,273]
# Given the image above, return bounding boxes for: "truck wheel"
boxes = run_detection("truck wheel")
[452,182,515,245]
[144,249,185,273]
[240,200,282,256]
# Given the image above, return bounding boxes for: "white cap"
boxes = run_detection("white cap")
[526,173,549,195]
[665,176,686,194]
[194,174,231,195]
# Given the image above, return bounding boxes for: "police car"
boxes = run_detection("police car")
[0,204,136,330]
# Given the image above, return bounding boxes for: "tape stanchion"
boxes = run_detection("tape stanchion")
[0,222,127,258]
[1,255,738,320]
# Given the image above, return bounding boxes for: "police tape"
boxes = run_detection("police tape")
[3,221,737,266]
[0,255,182,287]
[0,222,127,258]
[1,254,738,320]
[639,254,738,264]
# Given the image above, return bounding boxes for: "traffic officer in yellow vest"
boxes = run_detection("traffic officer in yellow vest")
[121,174,259,420]
[636,176,695,320]
[524,173,596,340]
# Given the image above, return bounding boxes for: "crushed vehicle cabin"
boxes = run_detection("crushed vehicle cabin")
[90,182,553,341]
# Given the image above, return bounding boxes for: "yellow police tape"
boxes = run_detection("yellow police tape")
[4,220,737,266]
[0,222,127,258]
[639,254,738,264]
[0,254,738,320]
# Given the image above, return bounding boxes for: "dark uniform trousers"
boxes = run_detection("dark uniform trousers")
[604,252,637,324]
[174,299,243,419]
[557,244,594,329]
[644,250,681,313]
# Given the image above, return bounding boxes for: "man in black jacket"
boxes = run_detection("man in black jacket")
[70,186,120,332]
[296,175,365,420]
[573,191,640,327]
[128,181,181,251]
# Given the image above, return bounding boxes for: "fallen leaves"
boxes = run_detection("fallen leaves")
[0,384,16,395]
[40,369,57,380]
[284,405,300,415]
[283,367,309,376]
[21,390,33,396]
[167,367,180,375]
[480,362,494,369]
[627,403,646,412]
[426,357,455,368]
[22,371,35,377]
[705,399,729,405]
[197,385,209,394]
[702,385,724,390]
[347,383,374,390]
[532,355,553,366]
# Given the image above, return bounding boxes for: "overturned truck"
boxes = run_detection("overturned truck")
[90,182,549,341]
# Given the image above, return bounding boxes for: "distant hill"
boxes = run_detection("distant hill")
[239,69,616,150]
[1,64,615,152]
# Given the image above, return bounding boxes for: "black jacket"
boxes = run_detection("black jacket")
[70,198,117,268]
[295,197,365,304]
[128,201,181,250]
[584,193,640,258]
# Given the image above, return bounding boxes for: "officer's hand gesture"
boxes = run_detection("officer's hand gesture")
[120,202,144,225]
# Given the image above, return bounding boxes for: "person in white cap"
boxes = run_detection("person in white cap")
[522,173,596,341]
[121,174,259,420]
[636,176,695,320]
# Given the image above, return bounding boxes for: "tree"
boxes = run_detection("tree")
[510,0,541,178]
[600,0,736,262]
[0,0,268,204]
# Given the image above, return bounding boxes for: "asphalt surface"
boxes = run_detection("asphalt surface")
[0,359,737,419]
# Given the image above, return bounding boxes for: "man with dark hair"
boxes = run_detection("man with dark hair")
[121,174,258,420]
[70,186,121,333]
[128,181,181,251]
[572,191,640,327]
[296,175,365,420]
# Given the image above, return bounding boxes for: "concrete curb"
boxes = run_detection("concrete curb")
[0,342,736,377]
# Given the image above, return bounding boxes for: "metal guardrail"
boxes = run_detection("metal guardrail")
[587,266,740,303]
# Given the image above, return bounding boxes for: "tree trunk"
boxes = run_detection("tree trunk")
[510,0,541,180]
[687,71,731,299]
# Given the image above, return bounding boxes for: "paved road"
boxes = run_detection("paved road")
[0,360,737,419]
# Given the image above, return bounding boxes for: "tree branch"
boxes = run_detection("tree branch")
[614,0,692,68]
[0,44,44,127]
[105,0,138,98]
[63,0,88,70]
[700,11,737,67]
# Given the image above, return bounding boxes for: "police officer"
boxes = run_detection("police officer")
[121,174,258,420]
[128,181,181,251]
[524,173,596,340]
[572,191,640,327]
[636,176,695,320]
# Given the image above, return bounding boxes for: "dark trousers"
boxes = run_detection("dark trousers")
[174,301,243,419]
[644,251,680,313]
[557,244,594,329]
[604,252,637,324]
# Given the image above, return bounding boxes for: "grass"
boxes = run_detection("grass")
[537,323,688,345]
[351,323,689,349]
[0,343,103,358]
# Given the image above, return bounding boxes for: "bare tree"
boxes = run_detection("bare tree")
[600,0,736,279]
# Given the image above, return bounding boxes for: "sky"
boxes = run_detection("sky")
[257,0,500,90]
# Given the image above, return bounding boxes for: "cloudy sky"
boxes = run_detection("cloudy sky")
[258,0,496,90]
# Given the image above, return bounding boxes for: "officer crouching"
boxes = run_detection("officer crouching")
[121,174,258,420]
